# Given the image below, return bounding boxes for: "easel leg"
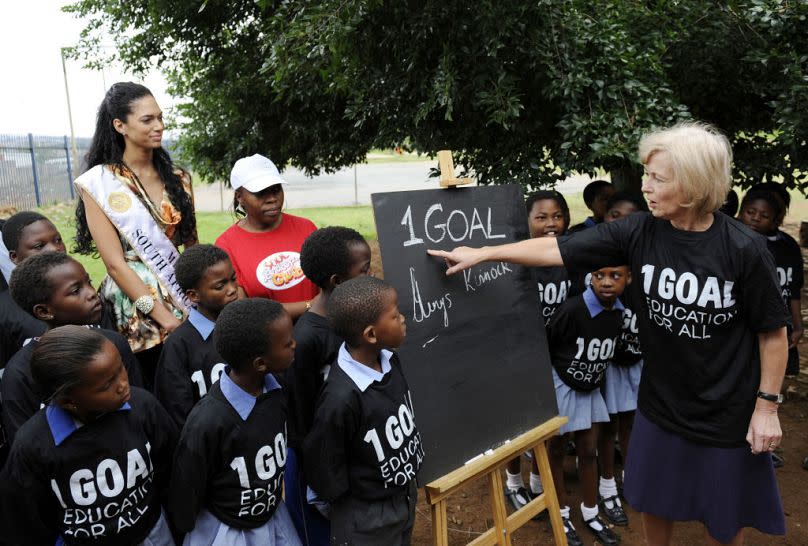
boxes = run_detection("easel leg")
[488,468,513,546]
[432,499,449,546]
[535,442,569,546]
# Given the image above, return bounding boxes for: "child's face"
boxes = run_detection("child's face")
[343,241,372,280]
[590,265,630,307]
[41,260,103,325]
[528,199,567,238]
[63,340,131,415]
[10,220,66,263]
[260,312,296,373]
[590,187,615,221]
[604,201,638,224]
[189,259,239,314]
[371,289,407,349]
[739,198,778,234]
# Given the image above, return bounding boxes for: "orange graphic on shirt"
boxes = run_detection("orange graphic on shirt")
[256,252,306,291]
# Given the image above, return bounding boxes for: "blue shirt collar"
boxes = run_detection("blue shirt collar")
[219,369,282,421]
[584,216,598,228]
[46,402,131,446]
[188,308,216,340]
[583,286,624,317]
[337,343,393,392]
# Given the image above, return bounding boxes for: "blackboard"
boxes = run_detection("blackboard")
[371,184,558,483]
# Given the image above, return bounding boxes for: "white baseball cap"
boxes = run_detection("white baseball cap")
[230,154,287,192]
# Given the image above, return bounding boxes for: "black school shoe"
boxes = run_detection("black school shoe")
[562,516,584,546]
[584,514,621,545]
[599,495,629,526]
[504,486,533,511]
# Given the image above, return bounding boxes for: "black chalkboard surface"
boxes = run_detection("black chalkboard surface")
[371,184,558,483]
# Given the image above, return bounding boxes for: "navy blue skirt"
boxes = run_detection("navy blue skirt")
[623,411,785,544]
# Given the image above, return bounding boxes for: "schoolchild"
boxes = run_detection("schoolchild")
[546,265,629,546]
[738,188,803,376]
[154,244,238,428]
[595,195,647,527]
[503,191,572,511]
[169,298,301,545]
[569,180,615,232]
[0,211,63,367]
[0,325,177,545]
[303,277,424,545]
[285,226,371,544]
[0,218,12,290]
[2,252,143,443]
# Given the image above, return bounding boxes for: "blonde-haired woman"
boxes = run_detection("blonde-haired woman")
[430,122,788,546]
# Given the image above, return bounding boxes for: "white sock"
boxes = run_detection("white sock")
[529,472,543,495]
[599,476,621,508]
[560,505,571,519]
[505,470,524,490]
[581,503,602,529]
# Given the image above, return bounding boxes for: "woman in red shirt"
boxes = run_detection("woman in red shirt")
[216,155,318,318]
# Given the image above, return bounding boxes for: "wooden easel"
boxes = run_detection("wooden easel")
[427,152,568,545]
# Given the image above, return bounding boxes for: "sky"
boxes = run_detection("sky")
[0,0,174,138]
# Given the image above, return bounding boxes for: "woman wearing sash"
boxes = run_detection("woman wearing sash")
[74,82,197,389]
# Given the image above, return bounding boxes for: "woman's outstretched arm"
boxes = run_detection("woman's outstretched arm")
[427,237,563,275]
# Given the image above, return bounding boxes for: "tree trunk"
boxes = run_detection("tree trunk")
[609,161,642,193]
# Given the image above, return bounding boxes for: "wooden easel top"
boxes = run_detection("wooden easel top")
[437,150,473,188]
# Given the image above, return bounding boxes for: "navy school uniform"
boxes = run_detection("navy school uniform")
[0,290,46,370]
[547,287,623,434]
[0,327,144,445]
[154,309,225,429]
[169,370,300,546]
[285,310,341,545]
[0,387,177,546]
[766,230,804,374]
[303,344,424,546]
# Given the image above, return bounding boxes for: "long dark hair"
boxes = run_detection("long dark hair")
[74,82,196,255]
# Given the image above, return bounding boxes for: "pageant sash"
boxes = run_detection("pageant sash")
[75,165,190,314]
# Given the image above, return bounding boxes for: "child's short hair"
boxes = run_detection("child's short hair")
[175,244,231,291]
[525,190,571,228]
[582,180,613,207]
[749,182,790,214]
[718,189,739,217]
[328,276,394,346]
[606,191,649,213]
[215,298,285,371]
[740,189,785,223]
[9,251,75,315]
[31,325,109,403]
[300,226,367,289]
[1,211,48,251]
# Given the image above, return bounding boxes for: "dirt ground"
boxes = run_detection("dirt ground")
[370,219,808,546]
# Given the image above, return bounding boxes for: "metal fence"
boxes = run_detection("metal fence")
[0,133,180,210]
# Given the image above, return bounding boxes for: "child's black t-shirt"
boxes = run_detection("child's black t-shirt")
[766,230,803,304]
[613,283,643,366]
[0,387,177,546]
[557,212,789,446]
[286,310,342,451]
[0,327,143,443]
[533,266,571,326]
[0,290,46,370]
[547,288,623,391]
[303,345,425,503]
[169,371,289,532]
[154,310,225,429]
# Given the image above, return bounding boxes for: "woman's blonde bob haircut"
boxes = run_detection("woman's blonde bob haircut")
[638,122,732,215]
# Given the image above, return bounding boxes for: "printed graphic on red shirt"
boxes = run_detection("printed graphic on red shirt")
[256,252,306,291]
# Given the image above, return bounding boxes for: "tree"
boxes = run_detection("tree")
[65,0,808,194]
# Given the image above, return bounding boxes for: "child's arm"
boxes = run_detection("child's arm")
[302,388,358,502]
[0,366,40,445]
[789,299,803,348]
[154,337,195,430]
[142,391,180,503]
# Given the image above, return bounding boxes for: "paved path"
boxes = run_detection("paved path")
[193,161,599,212]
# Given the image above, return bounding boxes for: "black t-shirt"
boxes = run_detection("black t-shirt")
[169,373,288,532]
[0,387,177,546]
[533,266,571,326]
[767,230,803,304]
[303,350,425,503]
[154,319,225,429]
[547,290,623,391]
[286,310,342,451]
[613,283,643,366]
[557,212,789,446]
[0,290,46,370]
[1,327,144,444]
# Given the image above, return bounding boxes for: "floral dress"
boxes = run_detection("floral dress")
[97,164,193,353]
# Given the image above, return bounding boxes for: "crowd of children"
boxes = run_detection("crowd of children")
[0,175,801,545]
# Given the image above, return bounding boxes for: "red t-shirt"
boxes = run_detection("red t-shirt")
[215,214,319,302]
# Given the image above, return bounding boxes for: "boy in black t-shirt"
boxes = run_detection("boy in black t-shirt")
[286,226,371,545]
[546,265,628,546]
[169,298,301,544]
[2,252,143,444]
[303,277,424,546]
[154,244,238,429]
